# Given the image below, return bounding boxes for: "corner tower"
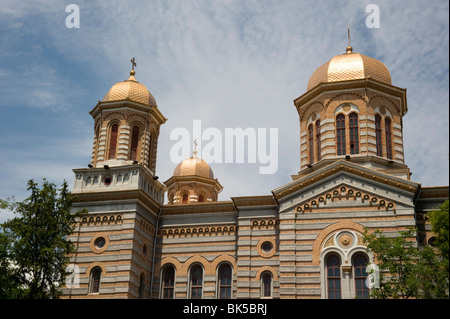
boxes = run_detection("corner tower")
[293,44,409,180]
[65,60,167,299]
[89,61,166,174]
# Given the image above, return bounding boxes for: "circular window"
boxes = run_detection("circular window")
[91,235,109,253]
[261,241,273,253]
[258,239,276,258]
[95,237,106,249]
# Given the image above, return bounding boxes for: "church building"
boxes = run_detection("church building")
[61,44,448,299]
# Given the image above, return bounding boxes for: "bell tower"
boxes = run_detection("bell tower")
[67,60,167,298]
[293,43,410,180]
[89,58,166,175]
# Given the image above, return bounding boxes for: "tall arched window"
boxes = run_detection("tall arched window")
[261,272,272,298]
[218,263,232,299]
[162,265,175,299]
[182,193,189,204]
[326,254,341,299]
[308,124,314,164]
[316,120,321,161]
[385,118,393,160]
[89,267,102,294]
[349,112,359,154]
[353,254,369,299]
[336,114,346,156]
[139,273,145,299]
[198,194,204,202]
[190,265,203,299]
[130,125,140,161]
[147,133,153,169]
[375,115,383,157]
[108,124,119,160]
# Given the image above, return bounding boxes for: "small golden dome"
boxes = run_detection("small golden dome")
[173,152,214,179]
[103,70,157,106]
[307,47,391,91]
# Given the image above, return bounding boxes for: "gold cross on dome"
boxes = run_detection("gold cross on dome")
[130,57,137,70]
[193,139,198,151]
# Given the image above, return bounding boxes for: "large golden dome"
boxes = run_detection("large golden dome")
[173,152,214,179]
[307,46,391,91]
[103,70,157,106]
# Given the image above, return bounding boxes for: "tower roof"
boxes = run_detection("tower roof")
[102,70,157,106]
[173,151,215,179]
[307,45,391,91]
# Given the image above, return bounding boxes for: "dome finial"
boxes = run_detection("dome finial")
[346,26,353,53]
[130,57,137,76]
[193,138,198,157]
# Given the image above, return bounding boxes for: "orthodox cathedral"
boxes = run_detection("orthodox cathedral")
[61,44,448,299]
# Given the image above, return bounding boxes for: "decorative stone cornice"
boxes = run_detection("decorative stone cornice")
[295,184,396,214]
[159,224,237,237]
[273,160,419,201]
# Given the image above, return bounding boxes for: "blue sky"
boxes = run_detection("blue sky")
[0,0,449,222]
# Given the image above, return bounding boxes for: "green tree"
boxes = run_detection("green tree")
[363,228,420,299]
[364,200,449,299]
[428,200,449,263]
[0,179,86,299]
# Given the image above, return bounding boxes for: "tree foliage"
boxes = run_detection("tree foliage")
[363,200,449,299]
[0,179,86,299]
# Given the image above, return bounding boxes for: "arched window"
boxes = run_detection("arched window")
[139,273,145,299]
[326,254,341,299]
[308,124,314,164]
[89,267,102,294]
[336,114,346,156]
[147,133,153,169]
[316,120,321,161]
[353,254,369,299]
[182,193,189,204]
[218,263,232,299]
[130,125,140,161]
[162,265,175,299]
[108,124,119,160]
[261,272,272,298]
[375,115,383,157]
[190,265,203,299]
[198,194,204,202]
[349,112,359,154]
[385,118,393,160]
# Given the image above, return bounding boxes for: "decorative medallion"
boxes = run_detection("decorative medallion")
[342,104,351,112]
[339,234,353,247]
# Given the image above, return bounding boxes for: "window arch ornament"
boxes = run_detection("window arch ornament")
[318,227,373,299]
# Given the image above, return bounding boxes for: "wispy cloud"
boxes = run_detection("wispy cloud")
[0,0,448,223]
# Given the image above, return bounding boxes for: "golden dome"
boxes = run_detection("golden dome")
[173,152,214,179]
[307,46,391,91]
[103,70,157,106]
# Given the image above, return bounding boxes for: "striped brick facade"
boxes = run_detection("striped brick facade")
[61,52,448,299]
